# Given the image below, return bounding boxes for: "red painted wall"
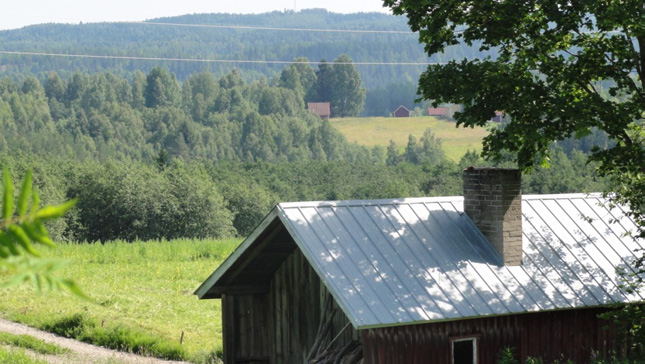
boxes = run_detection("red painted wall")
[362,308,619,364]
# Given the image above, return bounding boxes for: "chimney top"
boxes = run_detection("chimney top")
[463,168,523,266]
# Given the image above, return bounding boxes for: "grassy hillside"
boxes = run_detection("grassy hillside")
[0,239,240,363]
[331,116,490,162]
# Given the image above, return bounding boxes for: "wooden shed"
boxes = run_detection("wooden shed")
[393,105,410,118]
[428,107,447,117]
[307,102,331,119]
[196,168,643,364]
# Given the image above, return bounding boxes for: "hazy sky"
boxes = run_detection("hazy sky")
[0,0,391,30]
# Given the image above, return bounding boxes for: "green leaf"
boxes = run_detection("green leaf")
[58,279,92,301]
[35,199,77,220]
[31,189,40,213]
[0,232,19,256]
[32,273,42,292]
[34,221,48,236]
[0,272,29,289]
[2,167,14,220]
[7,226,39,257]
[45,259,69,273]
[574,128,592,139]
[17,170,32,217]
[22,223,55,247]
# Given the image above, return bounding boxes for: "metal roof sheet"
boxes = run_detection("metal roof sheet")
[307,102,331,117]
[197,194,645,329]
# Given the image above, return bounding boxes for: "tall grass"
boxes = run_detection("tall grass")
[0,238,240,363]
[0,347,47,364]
[0,332,68,355]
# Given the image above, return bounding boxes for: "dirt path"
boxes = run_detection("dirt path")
[0,318,189,363]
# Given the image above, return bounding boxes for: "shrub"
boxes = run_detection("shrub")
[497,347,519,364]
[67,161,235,242]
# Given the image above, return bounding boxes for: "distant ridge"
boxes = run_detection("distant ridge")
[0,9,487,88]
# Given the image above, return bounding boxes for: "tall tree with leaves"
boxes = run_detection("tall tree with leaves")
[383,0,643,197]
[330,55,366,117]
[385,0,644,351]
[144,67,180,108]
[313,60,334,106]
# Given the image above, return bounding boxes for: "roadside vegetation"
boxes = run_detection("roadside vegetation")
[0,347,47,364]
[0,238,239,363]
[0,332,68,355]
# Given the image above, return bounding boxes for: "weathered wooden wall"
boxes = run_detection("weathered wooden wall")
[222,248,359,364]
[362,307,618,364]
[222,293,270,363]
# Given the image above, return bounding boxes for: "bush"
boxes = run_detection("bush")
[67,161,235,242]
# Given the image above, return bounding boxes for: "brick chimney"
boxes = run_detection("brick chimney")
[463,167,523,266]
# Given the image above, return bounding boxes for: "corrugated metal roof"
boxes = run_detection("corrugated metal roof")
[197,194,645,330]
[427,107,447,116]
[307,102,330,117]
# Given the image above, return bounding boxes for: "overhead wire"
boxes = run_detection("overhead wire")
[0,13,623,68]
[121,20,416,34]
[0,51,441,66]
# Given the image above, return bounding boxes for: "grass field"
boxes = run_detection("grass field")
[331,116,490,161]
[0,239,240,363]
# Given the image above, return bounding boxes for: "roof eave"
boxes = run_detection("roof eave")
[355,301,642,331]
[194,208,281,299]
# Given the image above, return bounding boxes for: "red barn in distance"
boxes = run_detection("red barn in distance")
[393,105,410,117]
[307,102,331,119]
[428,107,447,117]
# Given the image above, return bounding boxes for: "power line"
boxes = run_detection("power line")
[0,51,440,66]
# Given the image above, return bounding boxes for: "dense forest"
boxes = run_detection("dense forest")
[0,65,609,243]
[0,64,371,162]
[0,9,492,116]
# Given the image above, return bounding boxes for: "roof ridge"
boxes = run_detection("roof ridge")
[277,193,604,208]
[277,196,463,208]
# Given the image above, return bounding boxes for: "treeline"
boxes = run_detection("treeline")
[0,148,607,243]
[0,65,370,162]
[0,9,491,116]
[0,10,486,88]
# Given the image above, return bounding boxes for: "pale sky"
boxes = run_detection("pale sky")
[0,0,391,31]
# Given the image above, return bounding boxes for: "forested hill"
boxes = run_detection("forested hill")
[0,9,485,90]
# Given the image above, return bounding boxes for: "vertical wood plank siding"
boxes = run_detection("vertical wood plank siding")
[362,308,617,364]
[222,249,359,364]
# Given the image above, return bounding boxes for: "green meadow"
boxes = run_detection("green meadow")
[0,239,240,363]
[331,116,490,161]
